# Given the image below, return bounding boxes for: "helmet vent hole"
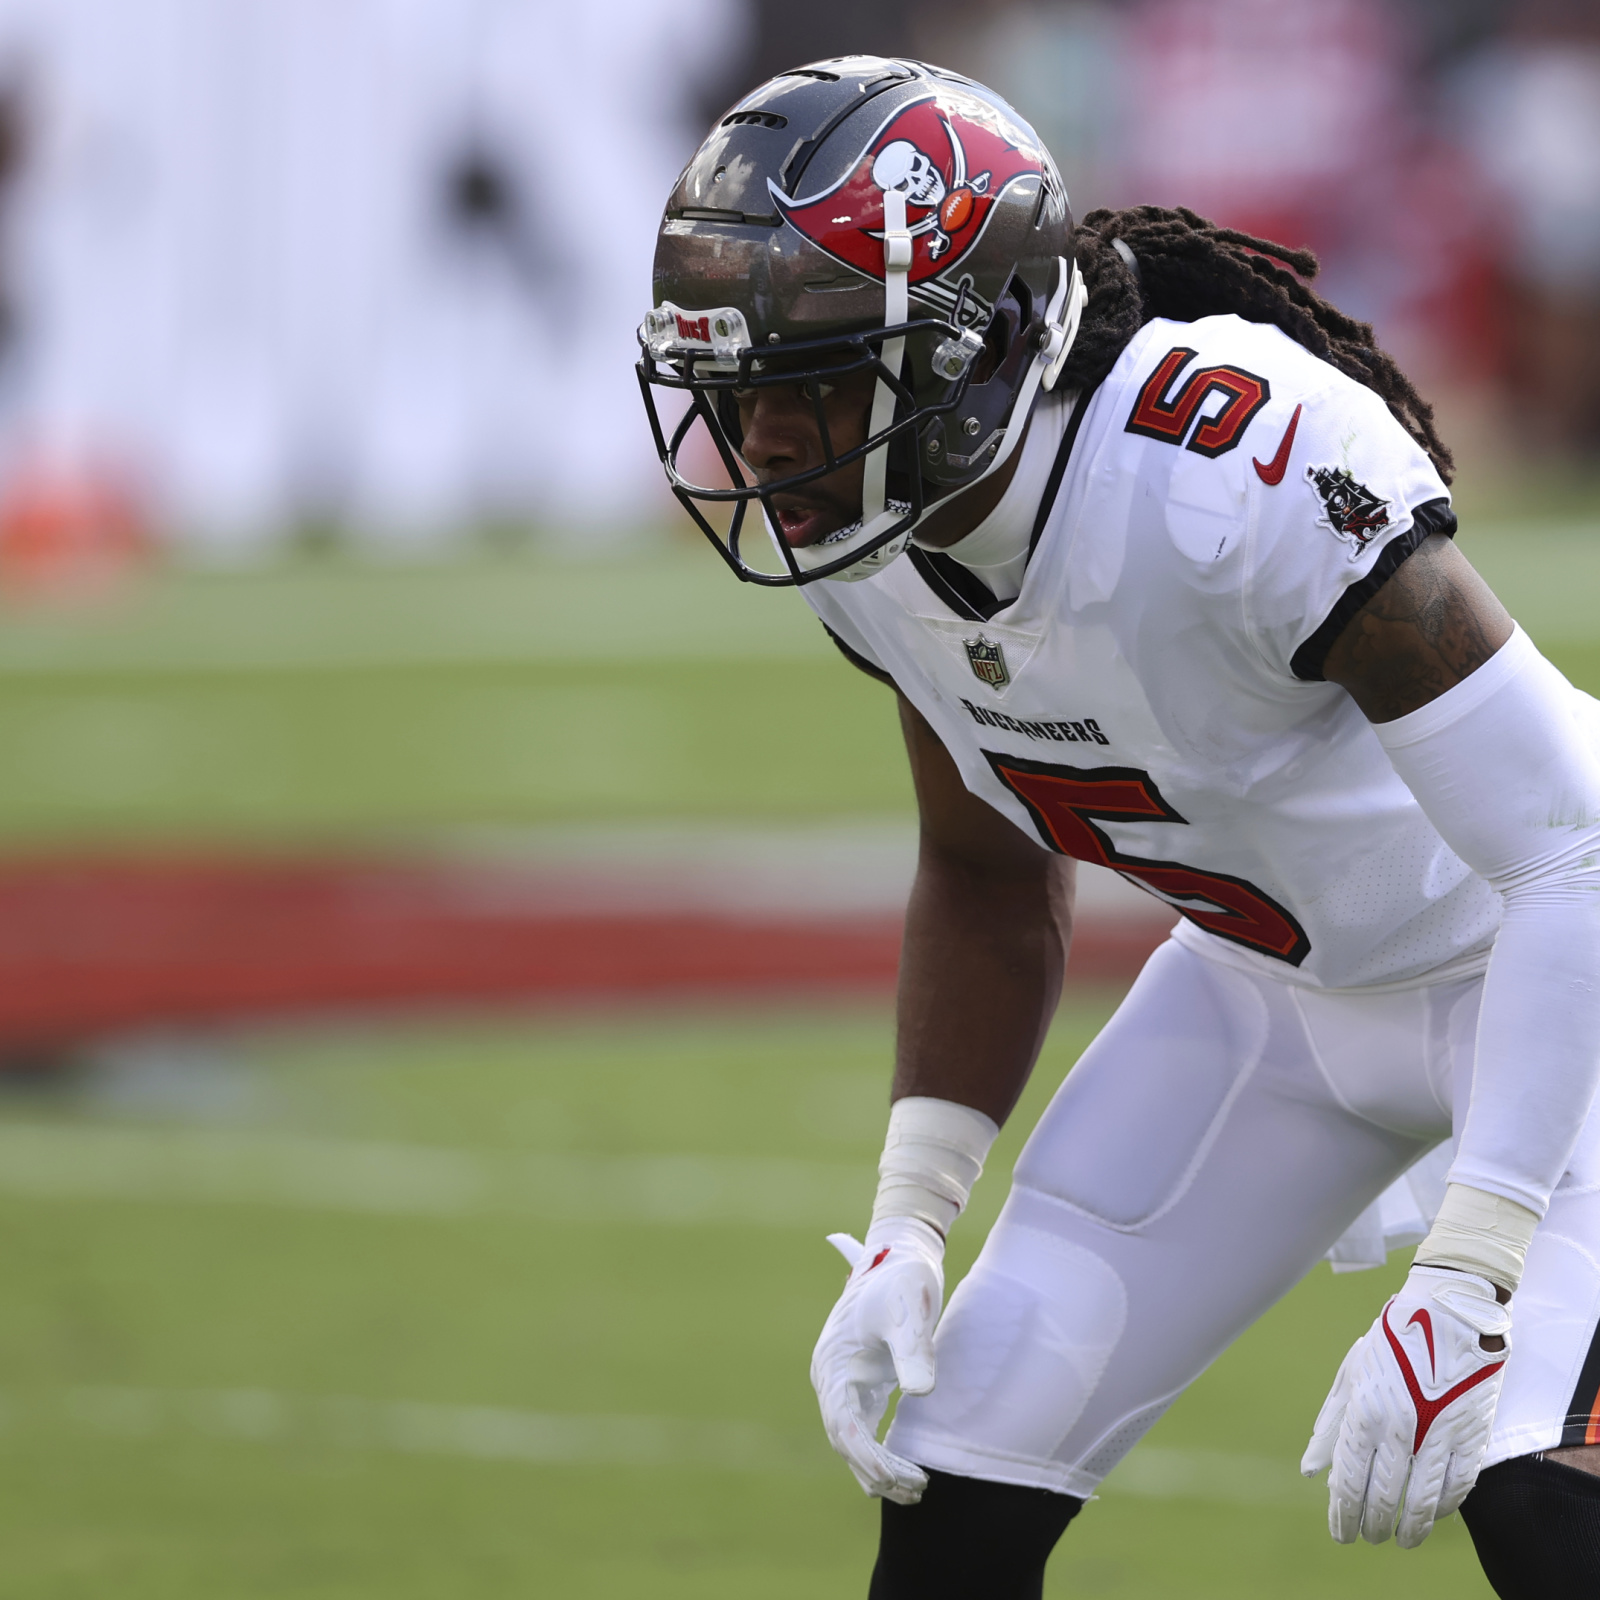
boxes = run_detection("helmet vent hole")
[721,111,789,130]
[782,67,840,82]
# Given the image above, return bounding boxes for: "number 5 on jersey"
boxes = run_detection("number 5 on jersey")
[986,752,1311,965]
[1124,346,1270,458]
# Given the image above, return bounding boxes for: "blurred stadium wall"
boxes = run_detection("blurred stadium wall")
[0,0,744,555]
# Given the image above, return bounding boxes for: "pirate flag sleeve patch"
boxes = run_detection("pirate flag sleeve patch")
[1240,377,1455,685]
[1305,463,1392,558]
[1289,499,1458,682]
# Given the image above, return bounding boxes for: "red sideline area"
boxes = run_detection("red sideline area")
[0,858,1169,1054]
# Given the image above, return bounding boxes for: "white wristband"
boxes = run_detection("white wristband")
[1414,1182,1539,1294]
[868,1096,1000,1238]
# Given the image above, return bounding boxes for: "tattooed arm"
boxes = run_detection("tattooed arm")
[1326,527,1600,1480]
[1322,534,1513,720]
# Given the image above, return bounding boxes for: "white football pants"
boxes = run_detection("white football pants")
[887,938,1600,1498]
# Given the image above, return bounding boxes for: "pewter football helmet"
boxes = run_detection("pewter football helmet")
[638,56,1083,585]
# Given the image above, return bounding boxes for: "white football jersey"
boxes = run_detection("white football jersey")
[806,315,1501,990]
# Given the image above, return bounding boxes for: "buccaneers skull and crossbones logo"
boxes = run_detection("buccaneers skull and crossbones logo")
[769,93,1051,293]
[867,136,991,261]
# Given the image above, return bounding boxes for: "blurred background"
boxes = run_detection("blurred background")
[0,1,1594,1595]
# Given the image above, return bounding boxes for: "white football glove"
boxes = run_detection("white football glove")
[810,1216,943,1505]
[1302,1264,1510,1548]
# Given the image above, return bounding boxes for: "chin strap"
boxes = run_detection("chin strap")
[861,185,910,535]
[789,184,916,583]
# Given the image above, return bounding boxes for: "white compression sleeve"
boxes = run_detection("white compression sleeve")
[869,1096,1000,1238]
[1376,626,1600,1217]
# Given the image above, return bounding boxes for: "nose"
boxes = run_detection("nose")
[738,387,821,477]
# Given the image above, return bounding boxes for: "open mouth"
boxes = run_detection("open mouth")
[771,502,854,548]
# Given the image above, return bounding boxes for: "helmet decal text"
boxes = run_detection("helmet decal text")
[769,95,1048,298]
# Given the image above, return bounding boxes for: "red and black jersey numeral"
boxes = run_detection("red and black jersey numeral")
[986,752,1311,965]
[1125,347,1272,459]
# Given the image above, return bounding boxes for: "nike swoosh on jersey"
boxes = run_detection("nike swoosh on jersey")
[1252,403,1302,485]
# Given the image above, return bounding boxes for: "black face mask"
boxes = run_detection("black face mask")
[637,315,979,586]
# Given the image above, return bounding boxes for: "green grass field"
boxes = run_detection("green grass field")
[0,545,908,845]
[0,513,1595,1595]
[0,999,1492,1598]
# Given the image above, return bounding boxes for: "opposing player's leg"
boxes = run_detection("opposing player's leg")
[872,939,1463,1590]
[1458,1098,1600,1595]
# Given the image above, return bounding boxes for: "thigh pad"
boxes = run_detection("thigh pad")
[1012,946,1270,1228]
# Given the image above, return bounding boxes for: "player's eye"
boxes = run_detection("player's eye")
[729,380,834,405]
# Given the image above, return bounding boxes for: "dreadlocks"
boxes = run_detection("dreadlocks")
[1055,205,1455,484]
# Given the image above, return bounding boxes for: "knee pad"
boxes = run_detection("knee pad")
[890,1222,1127,1468]
[869,1469,1083,1600]
[1460,1453,1600,1599]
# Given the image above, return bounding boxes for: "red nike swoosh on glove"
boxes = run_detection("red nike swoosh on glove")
[1382,1303,1504,1453]
[1252,404,1302,485]
[1408,1308,1436,1379]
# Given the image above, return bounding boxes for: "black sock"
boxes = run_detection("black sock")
[1460,1453,1600,1599]
[868,1469,1084,1600]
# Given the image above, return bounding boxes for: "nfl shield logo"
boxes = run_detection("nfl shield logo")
[964,633,1009,688]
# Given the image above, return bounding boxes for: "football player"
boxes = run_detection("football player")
[638,57,1600,1599]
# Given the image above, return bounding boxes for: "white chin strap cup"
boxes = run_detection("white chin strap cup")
[1041,258,1089,392]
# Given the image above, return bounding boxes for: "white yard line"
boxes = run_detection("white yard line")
[0,1121,871,1226]
[50,1386,804,1472]
[17,1383,1313,1502]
